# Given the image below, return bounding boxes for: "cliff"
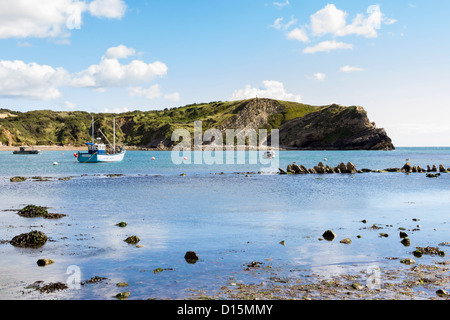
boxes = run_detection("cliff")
[0,99,394,150]
[277,104,394,150]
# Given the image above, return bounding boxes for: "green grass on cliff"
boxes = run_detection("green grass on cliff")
[0,99,327,147]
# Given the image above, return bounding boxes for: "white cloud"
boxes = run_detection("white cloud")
[270,17,297,30]
[0,45,170,101]
[103,106,129,113]
[88,0,126,19]
[310,4,347,37]
[104,45,136,59]
[164,92,181,102]
[0,0,126,39]
[273,0,290,8]
[340,65,364,73]
[232,80,302,103]
[287,27,309,43]
[0,60,70,100]
[309,4,394,39]
[71,46,168,89]
[313,73,326,81]
[63,101,77,109]
[128,84,161,100]
[129,85,180,102]
[303,40,353,54]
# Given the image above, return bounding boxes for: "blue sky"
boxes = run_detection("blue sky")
[0,1,449,146]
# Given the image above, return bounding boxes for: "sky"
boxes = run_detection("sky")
[0,0,449,146]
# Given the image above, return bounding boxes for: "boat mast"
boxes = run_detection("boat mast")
[91,115,94,144]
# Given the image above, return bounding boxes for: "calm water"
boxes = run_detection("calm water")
[0,148,449,299]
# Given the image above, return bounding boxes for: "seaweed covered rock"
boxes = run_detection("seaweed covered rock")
[10,176,26,182]
[124,236,140,244]
[17,205,48,218]
[17,205,66,219]
[10,231,48,248]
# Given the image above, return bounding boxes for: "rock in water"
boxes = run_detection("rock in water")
[37,259,55,267]
[322,230,336,241]
[10,231,48,248]
[17,205,48,218]
[402,162,412,173]
[124,236,140,244]
[346,162,357,174]
[184,251,199,263]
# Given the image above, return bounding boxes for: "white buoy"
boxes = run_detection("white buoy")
[53,162,58,165]
[324,158,327,161]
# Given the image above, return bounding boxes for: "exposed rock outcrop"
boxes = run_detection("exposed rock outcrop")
[277,104,394,150]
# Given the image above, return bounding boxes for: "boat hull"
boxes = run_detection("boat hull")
[77,151,126,163]
[13,151,40,154]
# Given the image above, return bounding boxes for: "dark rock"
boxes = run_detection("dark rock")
[322,230,336,241]
[10,176,26,182]
[402,162,412,173]
[39,282,68,293]
[17,205,66,219]
[400,258,415,265]
[124,236,140,244]
[10,231,47,248]
[399,231,408,239]
[185,251,199,263]
[115,292,130,299]
[346,162,357,174]
[17,205,48,218]
[37,259,55,267]
[401,237,411,247]
[292,164,302,174]
[116,222,127,227]
[81,276,108,285]
[436,289,449,297]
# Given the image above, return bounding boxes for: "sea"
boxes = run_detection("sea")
[0,147,449,300]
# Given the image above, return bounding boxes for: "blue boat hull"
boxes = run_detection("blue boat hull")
[77,151,126,163]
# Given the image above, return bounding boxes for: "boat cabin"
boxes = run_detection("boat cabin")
[86,141,106,155]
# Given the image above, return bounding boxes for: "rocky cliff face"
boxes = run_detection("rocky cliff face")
[0,99,394,150]
[218,98,282,132]
[276,104,394,150]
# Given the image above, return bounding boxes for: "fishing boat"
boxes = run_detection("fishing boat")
[76,116,126,163]
[13,146,40,155]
